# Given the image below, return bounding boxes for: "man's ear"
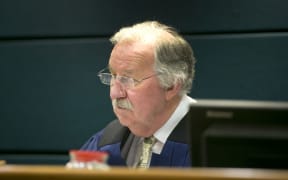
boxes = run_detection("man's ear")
[165,83,181,100]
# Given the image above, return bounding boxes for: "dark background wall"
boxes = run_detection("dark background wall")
[1,0,288,164]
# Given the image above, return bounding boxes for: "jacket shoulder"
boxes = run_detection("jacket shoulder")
[98,120,129,147]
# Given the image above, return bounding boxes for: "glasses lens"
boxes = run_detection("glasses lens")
[99,73,112,85]
[118,76,134,89]
[98,72,136,89]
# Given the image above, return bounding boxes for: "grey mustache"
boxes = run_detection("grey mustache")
[112,99,133,110]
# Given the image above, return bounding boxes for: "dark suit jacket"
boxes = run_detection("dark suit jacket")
[81,111,192,167]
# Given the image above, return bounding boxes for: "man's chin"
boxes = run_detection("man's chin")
[118,118,131,127]
[114,109,131,121]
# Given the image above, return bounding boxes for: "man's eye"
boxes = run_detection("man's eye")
[119,76,130,83]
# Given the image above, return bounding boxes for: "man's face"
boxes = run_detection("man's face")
[108,42,169,137]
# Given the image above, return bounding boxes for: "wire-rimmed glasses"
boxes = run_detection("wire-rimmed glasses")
[97,68,159,89]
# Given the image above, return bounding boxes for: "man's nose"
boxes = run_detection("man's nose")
[110,81,126,99]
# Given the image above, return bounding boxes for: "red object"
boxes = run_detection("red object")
[69,150,108,163]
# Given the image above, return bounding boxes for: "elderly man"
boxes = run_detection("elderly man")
[81,21,196,168]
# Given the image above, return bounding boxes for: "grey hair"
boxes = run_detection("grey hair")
[110,21,196,96]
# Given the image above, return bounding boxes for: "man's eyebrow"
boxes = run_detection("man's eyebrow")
[124,69,134,75]
[108,66,134,76]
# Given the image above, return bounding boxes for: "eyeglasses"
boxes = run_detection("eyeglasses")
[97,68,159,89]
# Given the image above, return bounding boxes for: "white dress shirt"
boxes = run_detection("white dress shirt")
[152,95,196,154]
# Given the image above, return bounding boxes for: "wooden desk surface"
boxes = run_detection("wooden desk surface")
[0,165,288,180]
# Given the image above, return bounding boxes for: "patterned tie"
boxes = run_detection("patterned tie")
[137,136,156,169]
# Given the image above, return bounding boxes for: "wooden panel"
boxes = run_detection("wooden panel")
[1,165,288,180]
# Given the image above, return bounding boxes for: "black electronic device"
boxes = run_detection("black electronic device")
[188,99,288,169]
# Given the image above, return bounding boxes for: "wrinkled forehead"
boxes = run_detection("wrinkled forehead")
[108,42,155,74]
